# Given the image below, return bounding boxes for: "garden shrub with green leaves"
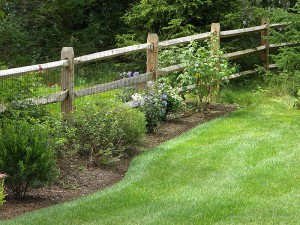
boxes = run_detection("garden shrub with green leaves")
[71,100,146,166]
[158,38,236,109]
[0,119,58,198]
[178,39,236,107]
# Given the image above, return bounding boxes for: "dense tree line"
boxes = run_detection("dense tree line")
[0,0,298,67]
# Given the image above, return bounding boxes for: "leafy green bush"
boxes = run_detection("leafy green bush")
[72,100,145,166]
[0,119,58,198]
[0,101,50,123]
[178,39,236,107]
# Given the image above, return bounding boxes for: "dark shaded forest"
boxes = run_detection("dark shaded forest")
[0,0,298,67]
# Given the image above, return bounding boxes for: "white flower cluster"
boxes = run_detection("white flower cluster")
[131,93,143,102]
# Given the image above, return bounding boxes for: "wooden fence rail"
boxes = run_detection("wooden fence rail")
[0,19,298,114]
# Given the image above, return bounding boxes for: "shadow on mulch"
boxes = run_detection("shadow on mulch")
[0,103,237,220]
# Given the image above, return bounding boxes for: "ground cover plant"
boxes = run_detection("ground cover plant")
[3,88,300,224]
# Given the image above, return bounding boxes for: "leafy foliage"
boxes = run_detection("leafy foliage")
[0,0,135,65]
[159,37,236,107]
[118,0,242,46]
[71,100,145,166]
[0,73,43,104]
[258,3,300,98]
[0,119,58,198]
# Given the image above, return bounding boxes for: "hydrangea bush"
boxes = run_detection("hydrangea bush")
[132,80,184,132]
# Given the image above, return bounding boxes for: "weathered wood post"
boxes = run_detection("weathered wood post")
[211,23,221,52]
[61,47,75,115]
[261,18,270,70]
[147,33,159,81]
[210,23,221,101]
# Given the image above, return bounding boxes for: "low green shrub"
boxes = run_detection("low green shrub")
[71,100,145,166]
[0,119,59,198]
[0,101,50,123]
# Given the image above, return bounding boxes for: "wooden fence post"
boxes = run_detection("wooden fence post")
[261,18,270,70]
[61,47,75,115]
[211,23,221,52]
[147,33,159,81]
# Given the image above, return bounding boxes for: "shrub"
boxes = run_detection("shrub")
[0,101,50,123]
[132,81,184,132]
[178,39,236,107]
[0,119,58,198]
[72,100,145,166]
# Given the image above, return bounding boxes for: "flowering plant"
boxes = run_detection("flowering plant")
[119,71,140,79]
[132,80,184,132]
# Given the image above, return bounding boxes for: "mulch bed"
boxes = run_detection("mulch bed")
[0,103,237,221]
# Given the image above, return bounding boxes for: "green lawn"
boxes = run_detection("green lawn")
[3,91,300,224]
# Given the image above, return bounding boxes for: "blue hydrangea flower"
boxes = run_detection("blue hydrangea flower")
[162,101,167,106]
[133,71,139,77]
[161,94,167,99]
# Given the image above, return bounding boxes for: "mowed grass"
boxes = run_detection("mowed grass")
[3,91,300,224]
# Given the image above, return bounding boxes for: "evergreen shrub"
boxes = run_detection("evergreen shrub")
[0,119,58,198]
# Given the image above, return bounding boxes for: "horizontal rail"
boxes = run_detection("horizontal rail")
[74,72,153,98]
[269,64,278,69]
[158,32,211,49]
[0,90,68,113]
[0,60,68,78]
[158,64,185,75]
[220,25,267,38]
[270,23,290,28]
[224,46,266,60]
[270,42,300,48]
[224,69,259,80]
[74,43,151,64]
[25,90,68,105]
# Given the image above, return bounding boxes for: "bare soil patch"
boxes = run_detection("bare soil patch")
[0,103,236,221]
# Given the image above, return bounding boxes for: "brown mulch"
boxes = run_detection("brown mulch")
[0,103,237,221]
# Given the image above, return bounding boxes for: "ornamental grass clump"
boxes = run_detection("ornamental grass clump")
[0,119,58,198]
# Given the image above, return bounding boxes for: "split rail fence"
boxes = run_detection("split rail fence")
[0,19,298,114]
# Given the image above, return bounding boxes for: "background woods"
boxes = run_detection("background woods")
[0,0,298,67]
